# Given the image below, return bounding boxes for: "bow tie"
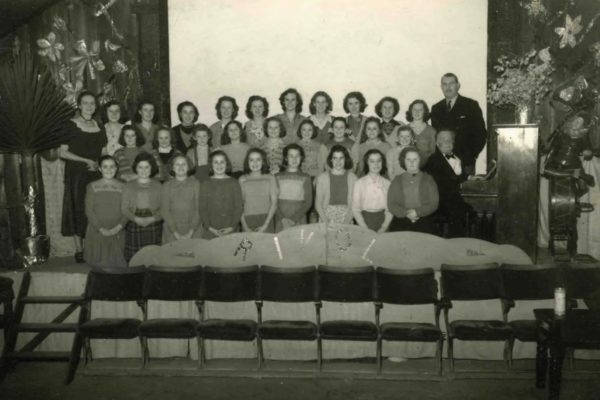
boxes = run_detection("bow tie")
[444,153,455,159]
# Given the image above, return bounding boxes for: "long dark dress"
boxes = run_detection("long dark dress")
[61,119,106,238]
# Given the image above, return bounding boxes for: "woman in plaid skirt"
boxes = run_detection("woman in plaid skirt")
[121,152,163,262]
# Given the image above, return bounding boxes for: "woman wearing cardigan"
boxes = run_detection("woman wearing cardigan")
[387,147,439,234]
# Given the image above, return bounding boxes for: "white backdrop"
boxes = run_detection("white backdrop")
[168,0,488,126]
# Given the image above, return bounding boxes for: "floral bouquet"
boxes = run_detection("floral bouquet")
[487,49,555,114]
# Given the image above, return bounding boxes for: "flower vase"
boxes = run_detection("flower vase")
[516,104,533,124]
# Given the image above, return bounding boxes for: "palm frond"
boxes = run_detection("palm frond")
[0,51,74,154]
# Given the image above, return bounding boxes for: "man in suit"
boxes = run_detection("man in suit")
[424,129,475,238]
[431,73,487,175]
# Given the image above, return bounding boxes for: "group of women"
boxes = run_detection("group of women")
[60,89,442,268]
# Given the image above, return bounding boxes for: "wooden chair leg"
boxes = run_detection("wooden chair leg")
[507,338,514,370]
[503,339,512,371]
[199,337,206,368]
[257,338,263,370]
[436,339,443,376]
[65,333,84,384]
[317,337,323,372]
[447,337,454,374]
[376,337,382,375]
[140,337,148,368]
[196,336,203,369]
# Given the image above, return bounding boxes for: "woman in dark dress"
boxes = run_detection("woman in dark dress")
[59,91,107,263]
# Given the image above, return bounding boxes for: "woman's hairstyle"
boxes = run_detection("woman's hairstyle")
[362,148,387,176]
[282,143,305,170]
[327,144,353,170]
[168,153,194,177]
[215,96,239,120]
[118,124,145,147]
[264,116,286,138]
[132,151,159,177]
[396,125,416,145]
[343,91,367,113]
[399,146,421,170]
[405,99,431,122]
[309,91,333,115]
[176,101,199,123]
[243,147,270,175]
[330,116,349,139]
[296,119,318,140]
[98,154,119,174]
[279,88,303,113]
[359,116,385,143]
[76,91,97,108]
[208,149,232,176]
[375,96,400,118]
[245,95,269,119]
[152,126,176,150]
[101,100,126,124]
[221,120,246,145]
[191,123,213,147]
[133,100,159,124]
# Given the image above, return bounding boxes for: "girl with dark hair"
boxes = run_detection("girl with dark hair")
[352,117,391,175]
[186,124,213,182]
[375,96,404,145]
[315,145,357,224]
[209,96,238,148]
[59,91,107,263]
[296,119,327,178]
[152,127,181,182]
[172,100,199,152]
[114,125,145,182]
[239,148,278,233]
[386,125,416,180]
[275,144,313,231]
[199,150,243,239]
[308,91,333,144]
[406,99,436,164]
[221,120,250,179]
[263,117,286,174]
[161,154,202,243]
[121,152,163,262]
[325,117,354,153]
[352,149,392,232]
[102,100,124,156]
[277,88,306,144]
[134,100,160,152]
[344,91,368,141]
[245,95,269,147]
[84,155,127,267]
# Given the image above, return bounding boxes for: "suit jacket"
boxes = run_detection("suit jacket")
[423,149,469,215]
[430,95,487,168]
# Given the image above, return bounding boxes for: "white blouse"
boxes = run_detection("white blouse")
[352,174,391,213]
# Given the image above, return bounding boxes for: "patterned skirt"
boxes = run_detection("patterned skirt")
[325,205,351,224]
[124,209,163,262]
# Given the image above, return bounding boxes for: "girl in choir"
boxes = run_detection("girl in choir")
[352,117,392,175]
[344,91,368,141]
[387,147,439,234]
[277,88,305,145]
[221,120,251,179]
[324,117,355,153]
[102,100,124,156]
[210,96,239,148]
[406,99,437,165]
[114,125,146,182]
[172,101,199,152]
[186,124,213,182]
[296,119,328,179]
[352,149,392,233]
[122,152,163,262]
[239,148,278,233]
[245,95,269,148]
[84,155,127,268]
[375,96,403,145]
[275,144,313,231]
[199,150,243,239]
[152,127,181,182]
[263,116,286,174]
[386,125,416,181]
[308,91,334,144]
[161,154,202,243]
[315,145,357,224]
[134,100,160,152]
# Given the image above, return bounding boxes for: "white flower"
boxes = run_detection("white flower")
[554,15,583,49]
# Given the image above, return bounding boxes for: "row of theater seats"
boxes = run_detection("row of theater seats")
[66,262,600,383]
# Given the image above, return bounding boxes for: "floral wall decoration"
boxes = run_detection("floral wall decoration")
[489,0,600,152]
[31,0,142,114]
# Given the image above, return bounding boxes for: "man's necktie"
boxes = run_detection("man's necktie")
[445,153,455,159]
[446,100,452,112]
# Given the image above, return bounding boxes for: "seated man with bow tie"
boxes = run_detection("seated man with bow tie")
[424,129,478,237]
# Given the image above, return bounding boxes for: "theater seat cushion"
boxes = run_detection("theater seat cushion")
[449,320,513,340]
[320,320,377,341]
[258,320,317,340]
[79,318,141,339]
[139,318,199,338]
[198,319,257,340]
[380,322,442,342]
